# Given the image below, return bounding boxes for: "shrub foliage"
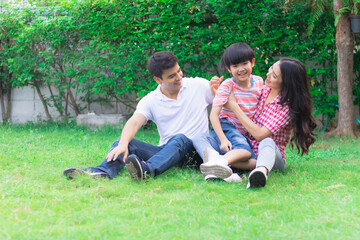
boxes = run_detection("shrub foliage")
[0,0,358,123]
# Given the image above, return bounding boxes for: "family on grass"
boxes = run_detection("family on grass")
[64,43,317,189]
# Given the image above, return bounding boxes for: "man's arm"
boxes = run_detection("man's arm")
[106,113,147,162]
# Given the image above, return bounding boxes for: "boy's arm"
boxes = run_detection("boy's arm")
[106,113,147,162]
[210,105,232,152]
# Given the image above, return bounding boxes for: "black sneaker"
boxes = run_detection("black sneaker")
[125,155,151,181]
[247,167,268,189]
[63,168,111,180]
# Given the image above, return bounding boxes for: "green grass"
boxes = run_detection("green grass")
[1,124,360,239]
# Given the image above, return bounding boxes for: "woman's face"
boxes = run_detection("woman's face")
[265,61,282,90]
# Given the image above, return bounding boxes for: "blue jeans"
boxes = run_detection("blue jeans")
[85,134,198,178]
[193,118,257,159]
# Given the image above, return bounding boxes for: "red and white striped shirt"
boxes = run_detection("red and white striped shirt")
[248,86,291,161]
[213,75,263,135]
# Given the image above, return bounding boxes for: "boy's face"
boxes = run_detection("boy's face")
[226,58,255,85]
[154,63,183,95]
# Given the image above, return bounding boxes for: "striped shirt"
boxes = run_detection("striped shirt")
[248,86,291,161]
[213,75,264,134]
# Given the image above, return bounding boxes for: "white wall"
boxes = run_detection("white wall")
[0,86,135,124]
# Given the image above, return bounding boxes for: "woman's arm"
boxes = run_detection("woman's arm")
[226,93,273,141]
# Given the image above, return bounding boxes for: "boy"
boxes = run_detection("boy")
[193,43,263,181]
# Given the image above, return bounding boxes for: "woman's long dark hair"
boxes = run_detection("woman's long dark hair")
[278,57,317,155]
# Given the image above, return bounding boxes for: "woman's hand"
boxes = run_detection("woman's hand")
[225,90,237,109]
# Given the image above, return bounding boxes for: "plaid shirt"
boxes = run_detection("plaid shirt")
[248,86,291,161]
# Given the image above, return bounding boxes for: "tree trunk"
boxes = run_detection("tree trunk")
[0,83,6,124]
[47,82,64,117]
[5,79,11,122]
[57,63,80,116]
[33,79,53,122]
[330,0,359,136]
[0,70,11,124]
[67,87,80,116]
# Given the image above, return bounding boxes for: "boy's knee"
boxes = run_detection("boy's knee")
[245,150,252,159]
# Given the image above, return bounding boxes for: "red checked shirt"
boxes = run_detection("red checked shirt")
[248,86,291,161]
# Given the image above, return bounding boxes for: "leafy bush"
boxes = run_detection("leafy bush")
[1,0,355,125]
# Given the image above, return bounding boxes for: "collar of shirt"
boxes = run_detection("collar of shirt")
[231,75,254,89]
[153,78,188,102]
[262,86,287,111]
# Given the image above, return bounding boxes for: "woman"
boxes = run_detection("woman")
[202,57,317,188]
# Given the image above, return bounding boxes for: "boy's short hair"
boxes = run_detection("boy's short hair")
[148,51,178,79]
[220,43,255,68]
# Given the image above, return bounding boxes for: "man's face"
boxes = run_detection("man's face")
[154,63,183,95]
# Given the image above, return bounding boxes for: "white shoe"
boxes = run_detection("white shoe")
[200,159,232,179]
[247,167,268,189]
[203,147,220,163]
[224,173,243,183]
[204,174,221,181]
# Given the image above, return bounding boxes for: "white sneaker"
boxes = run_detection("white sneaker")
[200,159,232,179]
[203,147,220,163]
[247,167,268,189]
[204,174,221,181]
[224,173,243,183]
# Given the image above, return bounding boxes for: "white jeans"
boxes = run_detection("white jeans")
[256,138,285,172]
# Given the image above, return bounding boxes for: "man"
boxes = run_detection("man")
[64,51,215,181]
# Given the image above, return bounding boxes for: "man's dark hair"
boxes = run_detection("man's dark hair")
[220,43,255,69]
[147,51,178,79]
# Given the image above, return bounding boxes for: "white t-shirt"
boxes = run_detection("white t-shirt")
[135,77,213,145]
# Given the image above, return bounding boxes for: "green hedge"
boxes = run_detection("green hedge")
[1,0,358,122]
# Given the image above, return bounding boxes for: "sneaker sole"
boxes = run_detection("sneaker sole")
[63,168,111,180]
[204,174,224,182]
[125,156,143,181]
[248,171,267,188]
[224,173,243,183]
[63,168,84,179]
[200,162,232,179]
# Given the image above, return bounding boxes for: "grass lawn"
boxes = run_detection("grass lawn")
[0,124,360,239]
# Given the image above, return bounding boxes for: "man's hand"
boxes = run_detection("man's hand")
[210,76,224,96]
[105,113,146,163]
[106,143,129,162]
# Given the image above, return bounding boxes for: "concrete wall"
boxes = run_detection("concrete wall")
[0,85,135,124]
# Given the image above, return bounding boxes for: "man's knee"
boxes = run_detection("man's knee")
[169,134,192,147]
[192,133,206,142]
[111,138,121,148]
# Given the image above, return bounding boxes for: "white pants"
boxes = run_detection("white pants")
[256,138,285,172]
